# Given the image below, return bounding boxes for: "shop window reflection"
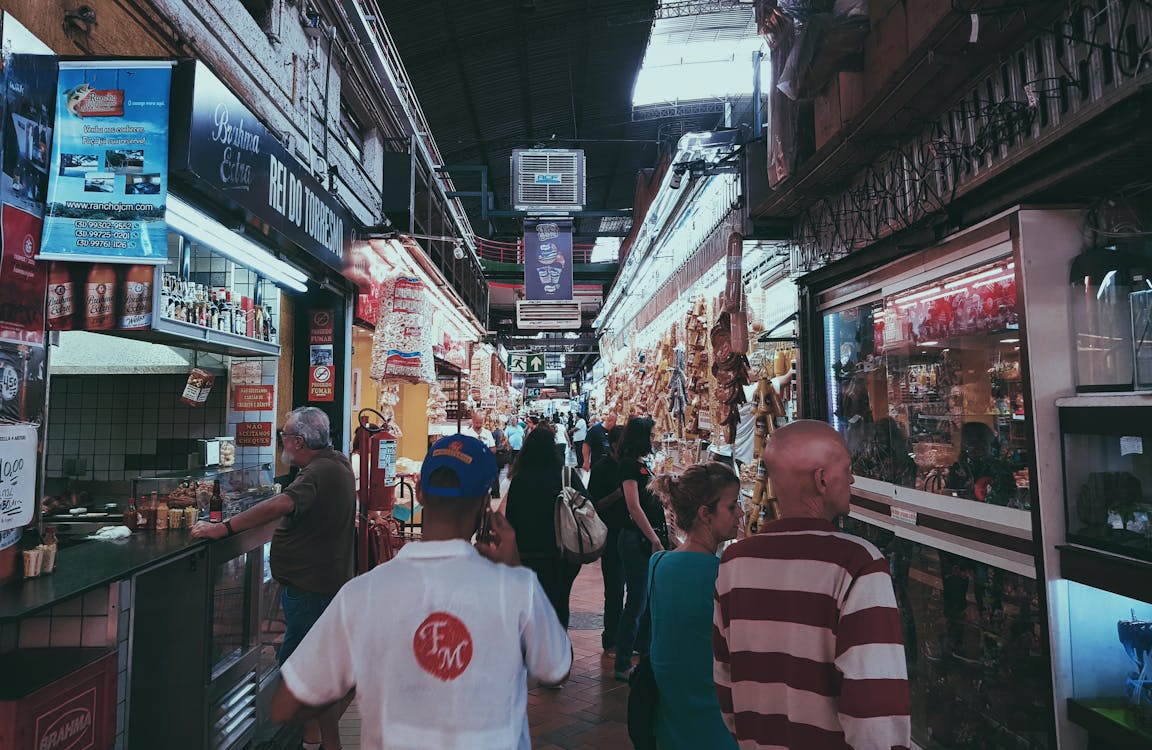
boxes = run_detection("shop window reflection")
[843,518,1051,749]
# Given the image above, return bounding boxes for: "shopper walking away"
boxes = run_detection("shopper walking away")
[505,417,525,464]
[570,413,587,472]
[584,413,617,471]
[553,417,572,467]
[646,464,740,750]
[505,425,585,629]
[272,434,572,749]
[713,420,910,750]
[460,410,499,498]
[194,406,354,750]
[614,416,667,680]
[588,425,626,654]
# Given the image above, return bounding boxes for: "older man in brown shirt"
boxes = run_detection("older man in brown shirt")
[194,405,355,750]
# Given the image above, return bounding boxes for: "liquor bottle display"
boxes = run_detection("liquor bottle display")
[158,272,277,343]
[209,479,223,523]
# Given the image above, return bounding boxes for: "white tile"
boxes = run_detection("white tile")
[82,586,110,615]
[81,616,109,647]
[18,618,51,648]
[50,616,83,646]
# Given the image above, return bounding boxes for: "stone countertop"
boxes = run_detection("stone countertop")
[0,521,283,622]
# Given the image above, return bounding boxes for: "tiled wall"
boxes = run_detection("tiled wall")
[45,374,228,486]
[226,357,279,468]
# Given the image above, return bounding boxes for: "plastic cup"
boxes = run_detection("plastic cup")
[169,507,185,530]
[40,544,57,573]
[22,548,42,578]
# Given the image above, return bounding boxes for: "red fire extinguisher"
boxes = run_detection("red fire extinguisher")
[354,408,401,573]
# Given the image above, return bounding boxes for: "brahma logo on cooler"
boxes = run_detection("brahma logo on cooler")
[34,688,96,750]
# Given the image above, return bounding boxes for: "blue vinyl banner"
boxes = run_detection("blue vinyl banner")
[39,61,172,264]
[524,219,573,300]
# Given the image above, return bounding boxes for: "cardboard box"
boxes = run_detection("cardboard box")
[814,77,842,151]
[865,0,909,98]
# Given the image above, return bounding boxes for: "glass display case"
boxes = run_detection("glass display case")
[1064,582,1152,746]
[131,463,276,520]
[211,550,253,677]
[825,257,1031,509]
[843,517,1051,749]
[1059,403,1152,563]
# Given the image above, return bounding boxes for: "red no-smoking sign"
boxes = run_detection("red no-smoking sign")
[413,612,473,681]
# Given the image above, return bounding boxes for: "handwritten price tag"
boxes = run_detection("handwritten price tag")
[0,423,37,530]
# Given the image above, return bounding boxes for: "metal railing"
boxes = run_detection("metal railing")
[475,238,598,265]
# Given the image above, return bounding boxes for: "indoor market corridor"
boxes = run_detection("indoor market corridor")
[339,559,632,749]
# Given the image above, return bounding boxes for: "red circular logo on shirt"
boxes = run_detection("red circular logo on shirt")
[413,612,473,681]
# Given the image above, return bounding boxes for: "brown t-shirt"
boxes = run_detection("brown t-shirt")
[270,449,356,595]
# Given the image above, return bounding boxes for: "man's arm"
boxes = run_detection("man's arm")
[273,589,356,724]
[190,494,294,540]
[834,558,911,750]
[713,556,736,736]
[522,572,573,686]
[582,442,591,471]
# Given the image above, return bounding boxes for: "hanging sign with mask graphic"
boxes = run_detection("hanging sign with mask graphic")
[523,219,573,301]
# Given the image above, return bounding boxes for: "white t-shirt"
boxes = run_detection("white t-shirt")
[459,424,496,448]
[280,540,572,750]
[571,418,587,442]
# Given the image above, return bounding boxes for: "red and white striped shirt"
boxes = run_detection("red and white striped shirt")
[713,517,910,750]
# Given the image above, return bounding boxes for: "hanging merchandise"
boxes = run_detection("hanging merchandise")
[711,304,752,445]
[667,346,688,434]
[369,273,435,386]
[426,383,448,423]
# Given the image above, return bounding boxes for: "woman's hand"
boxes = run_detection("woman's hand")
[650,537,664,555]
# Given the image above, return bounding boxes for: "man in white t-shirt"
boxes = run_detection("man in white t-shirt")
[460,410,499,497]
[272,435,572,750]
[570,415,587,471]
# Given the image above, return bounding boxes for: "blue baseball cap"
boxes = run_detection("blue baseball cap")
[420,434,498,498]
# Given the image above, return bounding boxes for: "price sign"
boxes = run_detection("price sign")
[0,423,37,529]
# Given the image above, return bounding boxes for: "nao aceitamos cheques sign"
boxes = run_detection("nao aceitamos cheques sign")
[167,61,349,273]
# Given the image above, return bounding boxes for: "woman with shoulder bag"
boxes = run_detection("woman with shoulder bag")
[645,463,741,750]
[505,423,585,629]
[613,417,667,681]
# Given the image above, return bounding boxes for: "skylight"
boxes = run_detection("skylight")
[631,2,766,107]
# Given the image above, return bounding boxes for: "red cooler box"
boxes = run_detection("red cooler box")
[0,648,117,750]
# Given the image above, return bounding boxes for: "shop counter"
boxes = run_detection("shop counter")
[0,528,209,623]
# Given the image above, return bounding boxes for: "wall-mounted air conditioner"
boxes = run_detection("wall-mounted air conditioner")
[511,149,585,213]
[516,300,583,330]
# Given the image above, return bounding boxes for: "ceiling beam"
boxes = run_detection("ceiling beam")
[441,0,498,214]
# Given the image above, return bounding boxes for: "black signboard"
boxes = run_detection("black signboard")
[168,61,349,273]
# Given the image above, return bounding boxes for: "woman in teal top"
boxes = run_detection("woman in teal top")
[647,463,742,750]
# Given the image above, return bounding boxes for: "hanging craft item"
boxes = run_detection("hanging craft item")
[369,273,435,386]
[711,301,752,445]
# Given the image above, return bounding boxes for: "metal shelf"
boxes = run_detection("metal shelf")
[116,316,280,358]
[1056,393,1152,408]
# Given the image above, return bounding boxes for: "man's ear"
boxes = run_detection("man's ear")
[813,466,828,495]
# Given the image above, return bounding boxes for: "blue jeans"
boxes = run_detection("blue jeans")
[615,527,653,672]
[278,584,335,666]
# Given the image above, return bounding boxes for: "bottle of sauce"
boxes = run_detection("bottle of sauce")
[46,263,75,330]
[155,494,169,531]
[85,264,116,330]
[209,480,223,523]
[124,499,138,531]
[42,526,58,573]
[120,265,154,329]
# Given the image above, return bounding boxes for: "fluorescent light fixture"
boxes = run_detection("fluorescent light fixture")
[166,194,310,292]
[920,340,940,346]
[944,266,1007,288]
[1001,338,1020,343]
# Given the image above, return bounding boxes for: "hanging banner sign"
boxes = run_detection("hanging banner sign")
[169,61,349,273]
[524,219,574,300]
[235,421,272,447]
[233,384,274,411]
[39,60,173,264]
[0,340,46,426]
[0,423,38,529]
[0,53,56,346]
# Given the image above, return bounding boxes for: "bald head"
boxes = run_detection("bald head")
[763,420,854,521]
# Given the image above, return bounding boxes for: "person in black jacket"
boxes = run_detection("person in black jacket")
[505,423,586,629]
[588,424,626,653]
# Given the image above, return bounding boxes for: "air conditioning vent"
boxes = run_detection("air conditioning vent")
[511,149,586,213]
[516,300,583,330]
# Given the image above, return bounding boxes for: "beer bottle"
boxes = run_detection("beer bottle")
[209,480,223,523]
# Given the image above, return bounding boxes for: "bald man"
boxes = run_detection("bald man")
[712,420,910,750]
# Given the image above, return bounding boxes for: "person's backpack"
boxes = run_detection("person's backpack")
[555,466,608,564]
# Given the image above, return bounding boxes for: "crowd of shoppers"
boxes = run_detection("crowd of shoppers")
[250,399,907,750]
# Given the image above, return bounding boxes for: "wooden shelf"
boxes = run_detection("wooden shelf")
[1068,698,1152,749]
[1059,545,1152,604]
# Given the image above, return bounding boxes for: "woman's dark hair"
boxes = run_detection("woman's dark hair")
[510,422,559,478]
[607,425,625,453]
[616,416,654,461]
[650,462,739,531]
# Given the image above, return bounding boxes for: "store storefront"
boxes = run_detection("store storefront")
[0,47,357,750]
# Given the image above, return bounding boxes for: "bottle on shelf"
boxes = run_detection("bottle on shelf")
[85,264,117,330]
[124,498,138,531]
[209,480,223,523]
[47,263,75,330]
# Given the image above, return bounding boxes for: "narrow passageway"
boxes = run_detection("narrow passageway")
[339,560,632,749]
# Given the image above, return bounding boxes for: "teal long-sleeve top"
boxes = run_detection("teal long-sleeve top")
[648,550,738,750]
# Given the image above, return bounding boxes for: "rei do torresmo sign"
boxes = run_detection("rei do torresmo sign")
[39,60,173,265]
[168,61,350,273]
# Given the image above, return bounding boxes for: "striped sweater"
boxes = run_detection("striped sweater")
[713,517,910,750]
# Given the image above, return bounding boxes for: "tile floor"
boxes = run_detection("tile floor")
[339,559,633,749]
